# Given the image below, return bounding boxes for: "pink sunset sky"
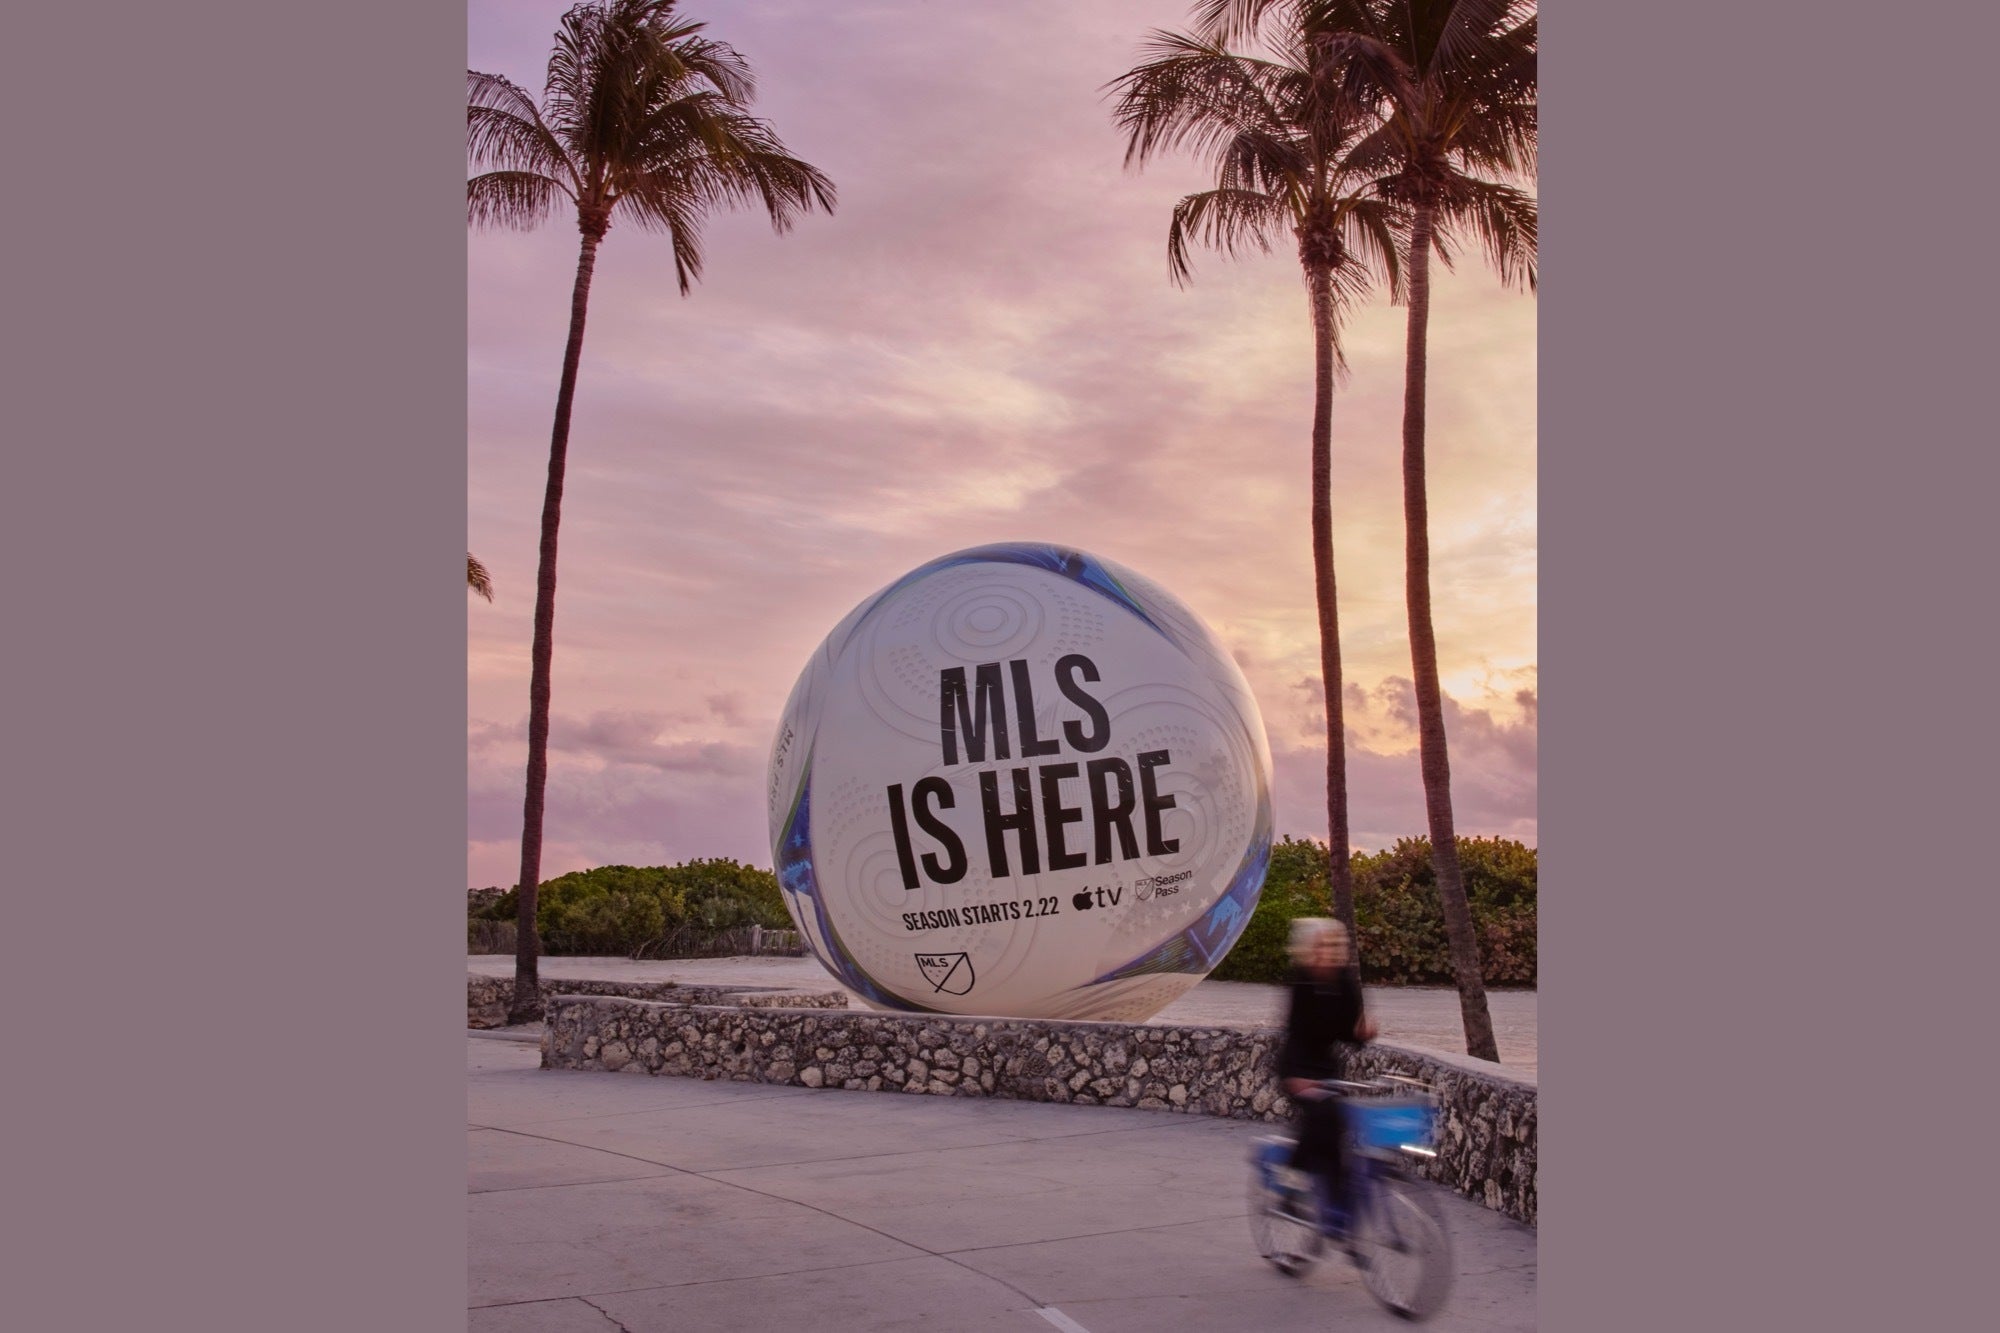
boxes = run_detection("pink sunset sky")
[466,0,1537,890]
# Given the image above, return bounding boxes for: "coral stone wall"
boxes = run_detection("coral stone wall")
[539,994,1536,1224]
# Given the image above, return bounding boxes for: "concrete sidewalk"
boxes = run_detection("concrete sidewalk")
[469,1038,1536,1332]
[467,954,1539,1077]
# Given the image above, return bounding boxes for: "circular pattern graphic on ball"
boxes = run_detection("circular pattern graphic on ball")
[767,542,1273,1022]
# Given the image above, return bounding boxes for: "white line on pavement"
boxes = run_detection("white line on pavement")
[1035,1308,1092,1333]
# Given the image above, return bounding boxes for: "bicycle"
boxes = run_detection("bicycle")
[1247,1074,1454,1321]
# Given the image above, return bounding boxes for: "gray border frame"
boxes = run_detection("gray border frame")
[9,1,465,1327]
[1543,2,1992,1329]
[12,0,1995,1328]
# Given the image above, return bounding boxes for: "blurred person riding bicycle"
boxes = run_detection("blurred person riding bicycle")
[1278,917,1377,1235]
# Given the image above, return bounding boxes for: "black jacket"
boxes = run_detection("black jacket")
[1277,964,1365,1084]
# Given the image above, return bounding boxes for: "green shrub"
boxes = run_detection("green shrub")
[1474,901,1537,985]
[668,857,791,931]
[469,842,1535,982]
[469,887,516,922]
[1209,837,1331,982]
[468,919,517,954]
[1353,835,1539,913]
[1214,835,1537,986]
[1354,873,1451,983]
[470,859,790,957]
[541,887,667,955]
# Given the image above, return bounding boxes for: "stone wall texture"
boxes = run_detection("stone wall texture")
[465,974,847,1029]
[540,994,1537,1224]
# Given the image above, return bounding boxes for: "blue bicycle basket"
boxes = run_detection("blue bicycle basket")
[1350,1097,1434,1150]
[1250,1135,1294,1184]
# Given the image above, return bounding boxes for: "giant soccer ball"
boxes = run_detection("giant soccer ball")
[766,542,1273,1022]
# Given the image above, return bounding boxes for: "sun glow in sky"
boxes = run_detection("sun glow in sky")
[467,0,1537,888]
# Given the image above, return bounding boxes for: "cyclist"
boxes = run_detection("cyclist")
[1277,916,1377,1237]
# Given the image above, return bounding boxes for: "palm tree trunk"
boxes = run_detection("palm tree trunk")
[1305,262,1357,946]
[509,221,605,1025]
[1401,202,1499,1061]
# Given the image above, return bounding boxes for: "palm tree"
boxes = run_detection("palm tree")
[1205,1,1535,1063]
[468,553,494,601]
[1111,13,1405,953]
[1355,0,1533,1065]
[468,0,834,1023]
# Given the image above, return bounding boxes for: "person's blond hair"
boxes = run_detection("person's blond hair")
[1287,916,1349,965]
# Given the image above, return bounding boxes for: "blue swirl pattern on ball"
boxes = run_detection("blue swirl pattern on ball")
[773,749,943,1013]
[1086,804,1272,983]
[846,541,1181,650]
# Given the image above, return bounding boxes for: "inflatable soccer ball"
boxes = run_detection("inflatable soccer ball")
[767,542,1273,1021]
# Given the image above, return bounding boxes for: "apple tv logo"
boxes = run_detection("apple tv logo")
[1070,886,1124,911]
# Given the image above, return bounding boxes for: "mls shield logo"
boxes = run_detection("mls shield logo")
[915,952,974,996]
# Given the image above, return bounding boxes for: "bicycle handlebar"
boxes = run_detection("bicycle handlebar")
[1310,1073,1434,1096]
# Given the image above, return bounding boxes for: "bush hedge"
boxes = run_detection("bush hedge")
[467,858,790,958]
[468,840,1535,986]
[1211,835,1537,987]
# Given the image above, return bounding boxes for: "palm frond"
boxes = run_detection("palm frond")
[468,170,568,230]
[607,110,833,295]
[1302,26,1414,125]
[1428,0,1516,78]
[663,202,706,295]
[1322,258,1386,375]
[1108,32,1303,170]
[543,2,606,148]
[651,31,756,106]
[621,187,707,294]
[468,112,574,191]
[1191,0,1283,47]
[1341,194,1409,303]
[468,553,494,601]
[1437,176,1537,291]
[1482,13,1539,101]
[716,141,839,230]
[548,1,716,166]
[624,96,835,224]
[1313,0,1391,41]
[610,122,833,291]
[1167,187,1289,286]
[1216,123,1313,202]
[466,69,542,125]
[468,72,576,184]
[1441,83,1536,180]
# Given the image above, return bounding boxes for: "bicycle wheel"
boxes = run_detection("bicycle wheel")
[1247,1170,1324,1277]
[1353,1171,1453,1320]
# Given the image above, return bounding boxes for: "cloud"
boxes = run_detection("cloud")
[468,754,772,891]
[467,718,523,753]
[1269,677,1539,852]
